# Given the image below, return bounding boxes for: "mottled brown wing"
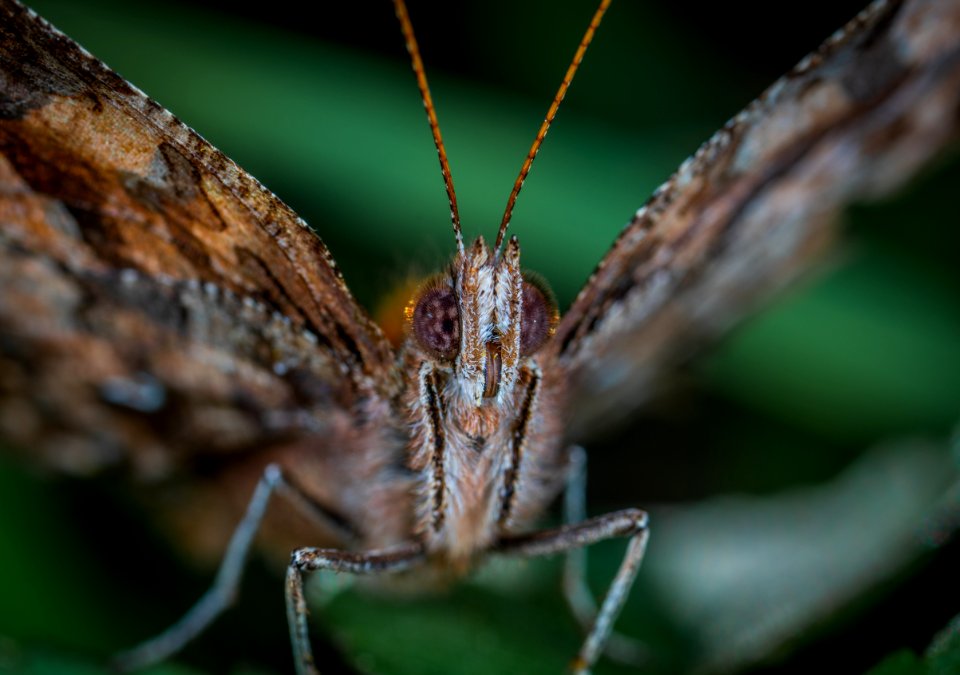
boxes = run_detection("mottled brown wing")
[547,0,960,439]
[0,0,395,480]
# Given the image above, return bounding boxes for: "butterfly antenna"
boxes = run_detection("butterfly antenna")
[495,0,611,252]
[394,0,464,254]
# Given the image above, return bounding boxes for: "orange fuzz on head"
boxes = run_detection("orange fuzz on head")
[374,275,425,348]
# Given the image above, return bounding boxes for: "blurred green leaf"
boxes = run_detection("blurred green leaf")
[928,613,960,675]
[866,651,926,675]
[867,610,960,675]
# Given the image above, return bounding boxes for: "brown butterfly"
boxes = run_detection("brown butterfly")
[2,0,959,674]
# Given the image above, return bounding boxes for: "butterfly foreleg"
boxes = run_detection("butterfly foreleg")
[562,446,649,666]
[113,463,287,671]
[562,446,592,621]
[286,542,426,675]
[495,504,649,675]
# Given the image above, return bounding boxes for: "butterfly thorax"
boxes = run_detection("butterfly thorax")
[399,236,566,564]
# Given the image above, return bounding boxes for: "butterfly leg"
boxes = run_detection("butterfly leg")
[113,462,336,671]
[286,541,426,675]
[562,446,649,665]
[495,506,649,675]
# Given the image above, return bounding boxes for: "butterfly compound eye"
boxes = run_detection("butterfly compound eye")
[411,284,460,360]
[520,276,558,356]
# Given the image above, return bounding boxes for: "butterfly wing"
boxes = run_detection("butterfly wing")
[0,0,407,549]
[547,0,960,439]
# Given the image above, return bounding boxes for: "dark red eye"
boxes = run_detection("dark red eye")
[520,274,558,356]
[410,282,460,360]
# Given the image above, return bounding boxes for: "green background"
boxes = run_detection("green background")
[1,1,958,674]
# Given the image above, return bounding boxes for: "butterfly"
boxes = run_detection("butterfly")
[5,1,960,675]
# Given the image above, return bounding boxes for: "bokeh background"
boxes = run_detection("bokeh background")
[1,1,958,674]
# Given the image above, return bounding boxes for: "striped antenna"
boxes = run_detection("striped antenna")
[495,0,611,251]
[393,0,464,254]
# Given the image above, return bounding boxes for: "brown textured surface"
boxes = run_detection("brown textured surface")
[0,0,396,469]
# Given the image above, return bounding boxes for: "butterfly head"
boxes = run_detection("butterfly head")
[406,235,557,406]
